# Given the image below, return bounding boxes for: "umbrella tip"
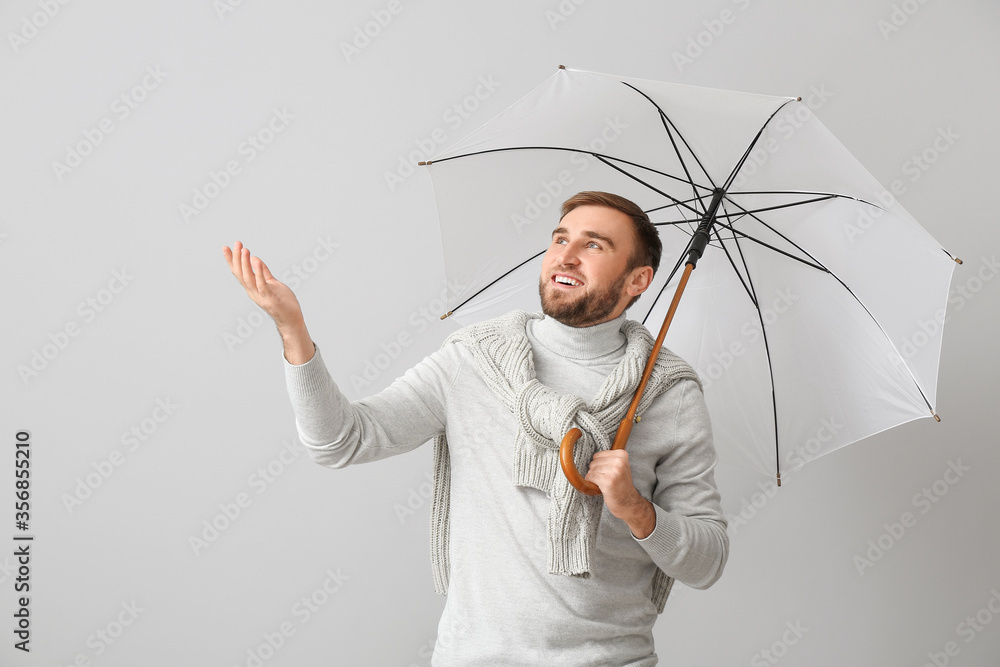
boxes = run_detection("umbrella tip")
[418,161,431,166]
[440,310,454,320]
[796,96,802,102]
[954,257,963,265]
[558,64,566,69]
[933,412,941,422]
[776,472,782,487]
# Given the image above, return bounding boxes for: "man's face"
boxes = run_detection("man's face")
[538,205,647,328]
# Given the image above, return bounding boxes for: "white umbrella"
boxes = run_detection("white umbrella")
[421,66,960,485]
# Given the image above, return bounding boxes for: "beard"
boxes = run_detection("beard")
[538,268,629,328]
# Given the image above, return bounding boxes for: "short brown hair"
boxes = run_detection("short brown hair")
[560,191,662,276]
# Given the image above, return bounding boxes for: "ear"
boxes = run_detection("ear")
[625,266,654,297]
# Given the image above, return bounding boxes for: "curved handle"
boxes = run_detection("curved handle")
[559,428,602,496]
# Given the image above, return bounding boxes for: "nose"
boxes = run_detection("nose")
[554,241,581,266]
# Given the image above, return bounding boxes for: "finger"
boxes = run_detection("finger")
[588,453,611,468]
[250,256,267,292]
[228,241,245,281]
[592,450,628,464]
[586,456,627,479]
[222,246,235,278]
[240,246,256,292]
[584,469,607,490]
[586,463,613,480]
[225,243,244,277]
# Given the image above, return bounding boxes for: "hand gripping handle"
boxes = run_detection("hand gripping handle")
[559,419,635,496]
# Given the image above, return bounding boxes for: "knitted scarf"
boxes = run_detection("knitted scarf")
[429,310,701,613]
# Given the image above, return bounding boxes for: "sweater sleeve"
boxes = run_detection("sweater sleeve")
[633,378,730,589]
[282,343,462,468]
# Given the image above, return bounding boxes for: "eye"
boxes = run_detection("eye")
[586,241,601,249]
[553,237,567,245]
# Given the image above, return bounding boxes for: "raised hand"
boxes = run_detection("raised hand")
[222,240,315,364]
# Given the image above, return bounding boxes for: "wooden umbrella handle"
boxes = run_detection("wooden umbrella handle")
[559,262,696,495]
[559,429,602,496]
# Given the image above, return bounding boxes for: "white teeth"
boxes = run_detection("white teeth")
[555,275,582,286]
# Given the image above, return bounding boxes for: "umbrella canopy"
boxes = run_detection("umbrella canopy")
[421,66,959,483]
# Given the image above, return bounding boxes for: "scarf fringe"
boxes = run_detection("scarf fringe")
[430,434,451,595]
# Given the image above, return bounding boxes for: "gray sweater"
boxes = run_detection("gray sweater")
[283,312,728,666]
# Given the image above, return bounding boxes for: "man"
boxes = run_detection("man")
[223,191,728,666]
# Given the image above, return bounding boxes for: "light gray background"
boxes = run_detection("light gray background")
[2,1,998,665]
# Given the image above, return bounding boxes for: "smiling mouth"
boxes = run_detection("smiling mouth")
[552,274,584,287]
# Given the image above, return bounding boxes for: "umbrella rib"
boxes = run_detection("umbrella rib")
[646,195,704,215]
[658,109,709,208]
[722,98,800,192]
[730,190,960,262]
[648,196,703,237]
[722,227,783,484]
[653,219,705,228]
[446,248,547,317]
[597,154,716,196]
[723,195,938,414]
[594,155,706,217]
[735,188,879,201]
[711,204,758,308]
[714,194,838,219]
[712,235,757,309]
[723,195,838,270]
[712,219,829,273]
[618,81,718,193]
[426,145,657,171]
[662,111,708,209]
[431,145,713,218]
[727,210,760,310]
[731,189,885,212]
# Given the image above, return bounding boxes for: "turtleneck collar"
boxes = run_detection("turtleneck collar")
[527,311,628,361]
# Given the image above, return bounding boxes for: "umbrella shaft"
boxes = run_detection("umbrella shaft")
[566,190,721,492]
[613,260,696,449]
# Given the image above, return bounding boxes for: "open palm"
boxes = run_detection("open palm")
[222,240,304,330]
